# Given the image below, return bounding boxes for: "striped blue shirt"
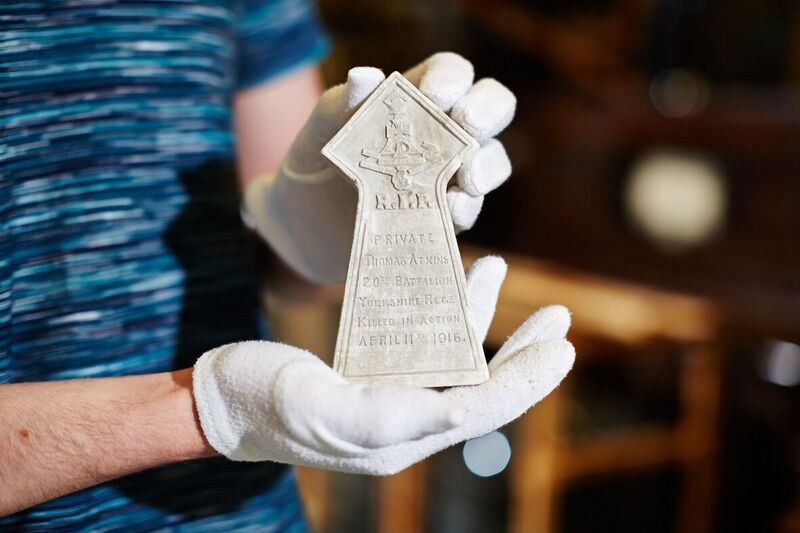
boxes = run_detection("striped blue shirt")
[0,0,328,529]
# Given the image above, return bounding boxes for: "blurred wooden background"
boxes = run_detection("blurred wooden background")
[259,0,800,530]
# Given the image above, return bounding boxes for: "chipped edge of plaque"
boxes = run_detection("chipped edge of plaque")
[322,71,488,388]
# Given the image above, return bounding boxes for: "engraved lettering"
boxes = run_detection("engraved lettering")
[376,193,389,210]
[419,314,461,324]
[363,254,407,267]
[374,192,436,210]
[374,233,434,247]
[417,192,433,208]
[395,275,452,287]
[322,72,488,387]
[409,253,450,265]
[356,334,410,347]
[356,316,396,327]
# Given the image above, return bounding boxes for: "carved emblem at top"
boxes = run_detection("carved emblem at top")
[359,92,442,190]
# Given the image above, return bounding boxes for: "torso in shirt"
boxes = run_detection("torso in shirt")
[0,1,327,529]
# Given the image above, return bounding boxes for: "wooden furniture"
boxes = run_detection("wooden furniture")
[462,247,722,533]
[264,245,723,533]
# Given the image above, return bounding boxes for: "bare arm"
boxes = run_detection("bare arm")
[234,65,324,188]
[0,369,214,515]
[0,67,325,515]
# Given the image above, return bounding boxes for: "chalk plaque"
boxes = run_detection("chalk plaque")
[322,72,489,388]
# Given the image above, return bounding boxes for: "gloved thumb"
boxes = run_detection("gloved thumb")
[317,66,385,125]
[275,359,461,456]
[465,255,507,344]
[338,384,462,449]
[288,67,385,174]
[341,67,385,113]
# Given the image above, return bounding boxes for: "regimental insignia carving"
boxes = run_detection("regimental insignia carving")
[322,72,489,388]
[360,94,442,191]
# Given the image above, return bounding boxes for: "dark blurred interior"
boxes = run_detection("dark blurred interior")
[271,1,800,531]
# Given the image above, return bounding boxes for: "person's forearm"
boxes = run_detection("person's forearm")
[234,65,324,188]
[0,369,214,515]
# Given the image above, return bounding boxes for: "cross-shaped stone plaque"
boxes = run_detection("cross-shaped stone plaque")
[322,71,489,388]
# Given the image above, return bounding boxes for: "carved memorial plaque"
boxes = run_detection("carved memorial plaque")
[322,72,489,388]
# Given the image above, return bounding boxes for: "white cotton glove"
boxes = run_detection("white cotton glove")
[243,52,516,284]
[192,256,575,474]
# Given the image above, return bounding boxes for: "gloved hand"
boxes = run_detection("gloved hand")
[193,256,575,474]
[243,52,516,284]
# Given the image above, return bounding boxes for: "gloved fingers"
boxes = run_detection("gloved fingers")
[320,66,386,123]
[488,339,575,401]
[403,52,474,112]
[450,78,517,142]
[342,67,386,113]
[447,186,483,233]
[275,359,461,456]
[490,305,572,372]
[457,139,512,197]
[441,338,575,441]
[343,384,463,449]
[305,337,574,475]
[346,338,575,474]
[319,339,574,475]
[465,255,507,344]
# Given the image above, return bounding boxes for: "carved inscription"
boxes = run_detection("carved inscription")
[375,191,434,210]
[322,72,489,388]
